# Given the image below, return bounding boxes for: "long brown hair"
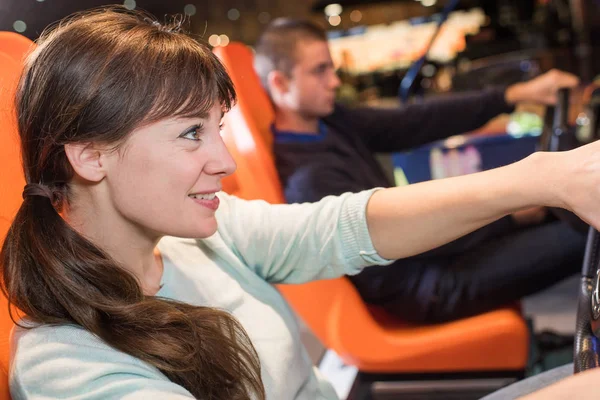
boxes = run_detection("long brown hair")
[0,7,265,399]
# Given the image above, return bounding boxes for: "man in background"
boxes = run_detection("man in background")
[254,18,584,323]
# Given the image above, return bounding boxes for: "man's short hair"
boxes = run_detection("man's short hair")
[254,18,327,92]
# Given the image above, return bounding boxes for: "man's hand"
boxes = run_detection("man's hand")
[505,69,580,105]
[511,206,548,226]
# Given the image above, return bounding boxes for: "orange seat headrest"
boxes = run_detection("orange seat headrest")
[214,43,275,148]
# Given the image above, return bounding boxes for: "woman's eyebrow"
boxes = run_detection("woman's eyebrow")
[164,114,209,126]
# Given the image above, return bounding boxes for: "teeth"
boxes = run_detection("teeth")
[190,192,216,200]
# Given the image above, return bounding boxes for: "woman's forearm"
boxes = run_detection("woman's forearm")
[366,151,560,260]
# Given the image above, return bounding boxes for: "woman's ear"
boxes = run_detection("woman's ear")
[64,143,107,183]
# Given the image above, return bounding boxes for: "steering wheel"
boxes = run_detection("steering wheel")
[574,85,600,372]
[574,227,600,372]
[538,88,590,234]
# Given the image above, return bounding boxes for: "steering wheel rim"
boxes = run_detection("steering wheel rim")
[572,85,600,373]
[574,227,600,373]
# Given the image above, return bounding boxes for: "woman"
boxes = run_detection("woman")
[4,7,600,400]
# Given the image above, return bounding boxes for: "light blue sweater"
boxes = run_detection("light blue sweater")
[10,190,392,399]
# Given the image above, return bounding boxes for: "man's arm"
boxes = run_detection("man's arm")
[344,69,579,153]
[347,88,512,153]
[283,164,366,204]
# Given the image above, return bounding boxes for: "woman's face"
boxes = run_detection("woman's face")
[102,104,236,240]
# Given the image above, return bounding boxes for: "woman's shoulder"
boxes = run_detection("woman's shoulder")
[11,321,123,379]
[10,321,181,398]
[12,320,108,352]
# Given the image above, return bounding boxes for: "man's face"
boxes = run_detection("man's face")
[285,39,341,118]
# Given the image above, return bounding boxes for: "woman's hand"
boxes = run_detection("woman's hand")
[511,207,548,226]
[546,140,600,228]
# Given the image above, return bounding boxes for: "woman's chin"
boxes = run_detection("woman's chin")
[189,220,219,239]
[157,218,218,240]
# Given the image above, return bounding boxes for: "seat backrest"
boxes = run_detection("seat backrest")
[0,53,25,242]
[0,32,31,243]
[214,43,283,204]
[214,43,365,346]
[0,50,26,400]
[214,43,275,149]
[0,32,34,65]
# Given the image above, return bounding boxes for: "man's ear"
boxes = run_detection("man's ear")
[64,143,107,183]
[267,70,290,97]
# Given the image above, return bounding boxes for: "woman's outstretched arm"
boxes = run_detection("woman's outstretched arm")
[367,142,600,260]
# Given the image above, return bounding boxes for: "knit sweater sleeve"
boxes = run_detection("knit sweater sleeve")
[214,190,394,284]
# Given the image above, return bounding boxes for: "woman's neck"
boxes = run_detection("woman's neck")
[65,190,164,295]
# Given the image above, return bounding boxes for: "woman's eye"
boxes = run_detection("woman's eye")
[180,125,202,141]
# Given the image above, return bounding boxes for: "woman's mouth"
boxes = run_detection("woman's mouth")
[189,192,220,210]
